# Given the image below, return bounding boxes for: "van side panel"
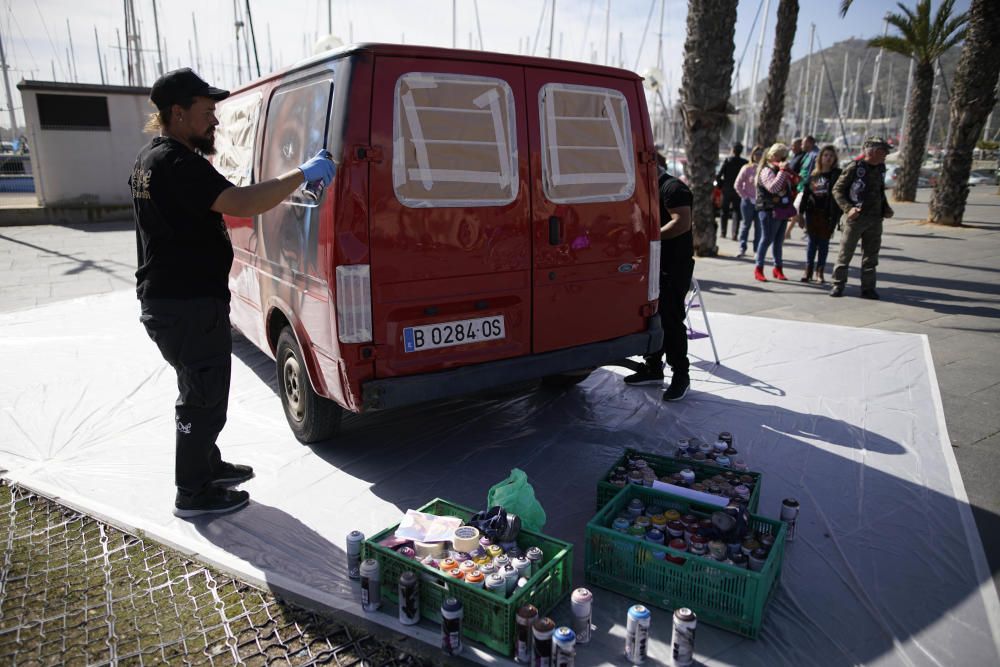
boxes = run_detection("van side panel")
[367,57,533,378]
[524,69,654,354]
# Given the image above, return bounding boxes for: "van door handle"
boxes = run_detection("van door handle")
[548,216,562,245]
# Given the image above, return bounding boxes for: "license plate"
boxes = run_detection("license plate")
[402,315,506,353]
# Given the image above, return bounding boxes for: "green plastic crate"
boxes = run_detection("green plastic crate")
[362,498,573,657]
[596,447,764,513]
[585,484,785,638]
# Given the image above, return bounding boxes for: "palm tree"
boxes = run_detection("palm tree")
[868,0,967,202]
[928,0,1000,226]
[756,0,799,147]
[680,0,738,256]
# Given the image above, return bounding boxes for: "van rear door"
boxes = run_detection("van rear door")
[368,58,531,377]
[524,71,654,353]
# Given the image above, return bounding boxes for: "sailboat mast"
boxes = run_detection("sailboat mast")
[839,52,849,117]
[743,0,771,147]
[864,20,888,139]
[94,27,106,84]
[800,23,814,137]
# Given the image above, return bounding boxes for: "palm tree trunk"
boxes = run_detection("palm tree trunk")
[756,0,799,147]
[929,0,1000,226]
[895,62,934,202]
[680,0,738,256]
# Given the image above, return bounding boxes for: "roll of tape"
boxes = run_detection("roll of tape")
[451,526,481,553]
[413,540,441,558]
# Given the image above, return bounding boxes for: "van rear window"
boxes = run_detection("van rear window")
[539,83,635,203]
[393,73,518,208]
[214,92,261,187]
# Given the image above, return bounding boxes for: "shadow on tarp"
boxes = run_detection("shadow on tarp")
[231,338,998,666]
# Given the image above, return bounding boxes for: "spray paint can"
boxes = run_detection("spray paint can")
[359,558,381,612]
[532,616,556,667]
[301,149,333,201]
[398,570,420,626]
[526,546,543,577]
[570,588,593,645]
[749,548,769,572]
[552,626,576,666]
[465,570,485,588]
[524,547,544,579]
[512,555,531,579]
[503,564,519,596]
[515,604,539,663]
[625,604,651,664]
[671,607,697,667]
[485,572,507,596]
[441,597,463,656]
[781,498,800,541]
[346,530,364,579]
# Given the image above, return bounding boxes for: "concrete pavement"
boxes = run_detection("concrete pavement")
[0,188,998,595]
[700,187,1000,592]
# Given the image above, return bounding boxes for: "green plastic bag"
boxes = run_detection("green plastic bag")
[487,468,547,533]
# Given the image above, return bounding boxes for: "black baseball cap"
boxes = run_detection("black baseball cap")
[150,68,229,110]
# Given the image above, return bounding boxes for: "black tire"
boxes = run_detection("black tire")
[276,328,342,443]
[540,368,595,389]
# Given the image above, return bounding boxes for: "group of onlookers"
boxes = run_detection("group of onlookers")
[716,134,894,299]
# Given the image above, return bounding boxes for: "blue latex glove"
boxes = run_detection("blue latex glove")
[298,150,335,187]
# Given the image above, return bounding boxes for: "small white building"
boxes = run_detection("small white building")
[17,80,152,207]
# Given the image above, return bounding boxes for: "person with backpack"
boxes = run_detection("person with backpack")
[623,152,695,402]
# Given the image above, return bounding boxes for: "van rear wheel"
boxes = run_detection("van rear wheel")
[276,328,342,443]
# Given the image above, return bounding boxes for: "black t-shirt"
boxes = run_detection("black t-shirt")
[130,136,235,300]
[659,168,694,259]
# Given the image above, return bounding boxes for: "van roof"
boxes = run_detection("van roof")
[226,42,643,96]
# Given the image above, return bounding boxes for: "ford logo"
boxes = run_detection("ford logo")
[618,263,635,273]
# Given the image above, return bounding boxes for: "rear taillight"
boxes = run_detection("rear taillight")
[647,240,661,301]
[336,265,372,343]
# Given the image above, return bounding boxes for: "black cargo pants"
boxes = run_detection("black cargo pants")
[645,248,695,379]
[140,297,232,493]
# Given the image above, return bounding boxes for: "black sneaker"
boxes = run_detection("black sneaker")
[860,289,880,300]
[624,364,665,386]
[663,376,690,402]
[211,461,254,486]
[829,284,845,297]
[174,487,250,518]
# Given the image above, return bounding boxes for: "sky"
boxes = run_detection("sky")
[0,0,973,131]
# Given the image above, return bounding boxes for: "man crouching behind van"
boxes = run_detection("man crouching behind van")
[623,152,695,402]
[130,68,335,518]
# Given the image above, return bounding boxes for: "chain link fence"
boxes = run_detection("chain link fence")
[0,480,432,666]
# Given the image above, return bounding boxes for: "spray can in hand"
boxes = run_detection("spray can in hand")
[302,149,334,201]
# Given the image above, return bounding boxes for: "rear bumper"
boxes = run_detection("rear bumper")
[361,317,663,411]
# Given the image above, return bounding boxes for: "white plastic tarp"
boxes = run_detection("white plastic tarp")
[1,290,998,666]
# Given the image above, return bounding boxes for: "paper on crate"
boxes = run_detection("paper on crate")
[393,509,464,542]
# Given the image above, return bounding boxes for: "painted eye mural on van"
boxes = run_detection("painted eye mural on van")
[259,77,334,279]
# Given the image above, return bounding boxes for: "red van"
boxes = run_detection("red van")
[213,43,663,442]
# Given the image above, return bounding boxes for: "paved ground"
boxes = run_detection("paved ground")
[0,186,997,656]
[700,187,1000,594]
